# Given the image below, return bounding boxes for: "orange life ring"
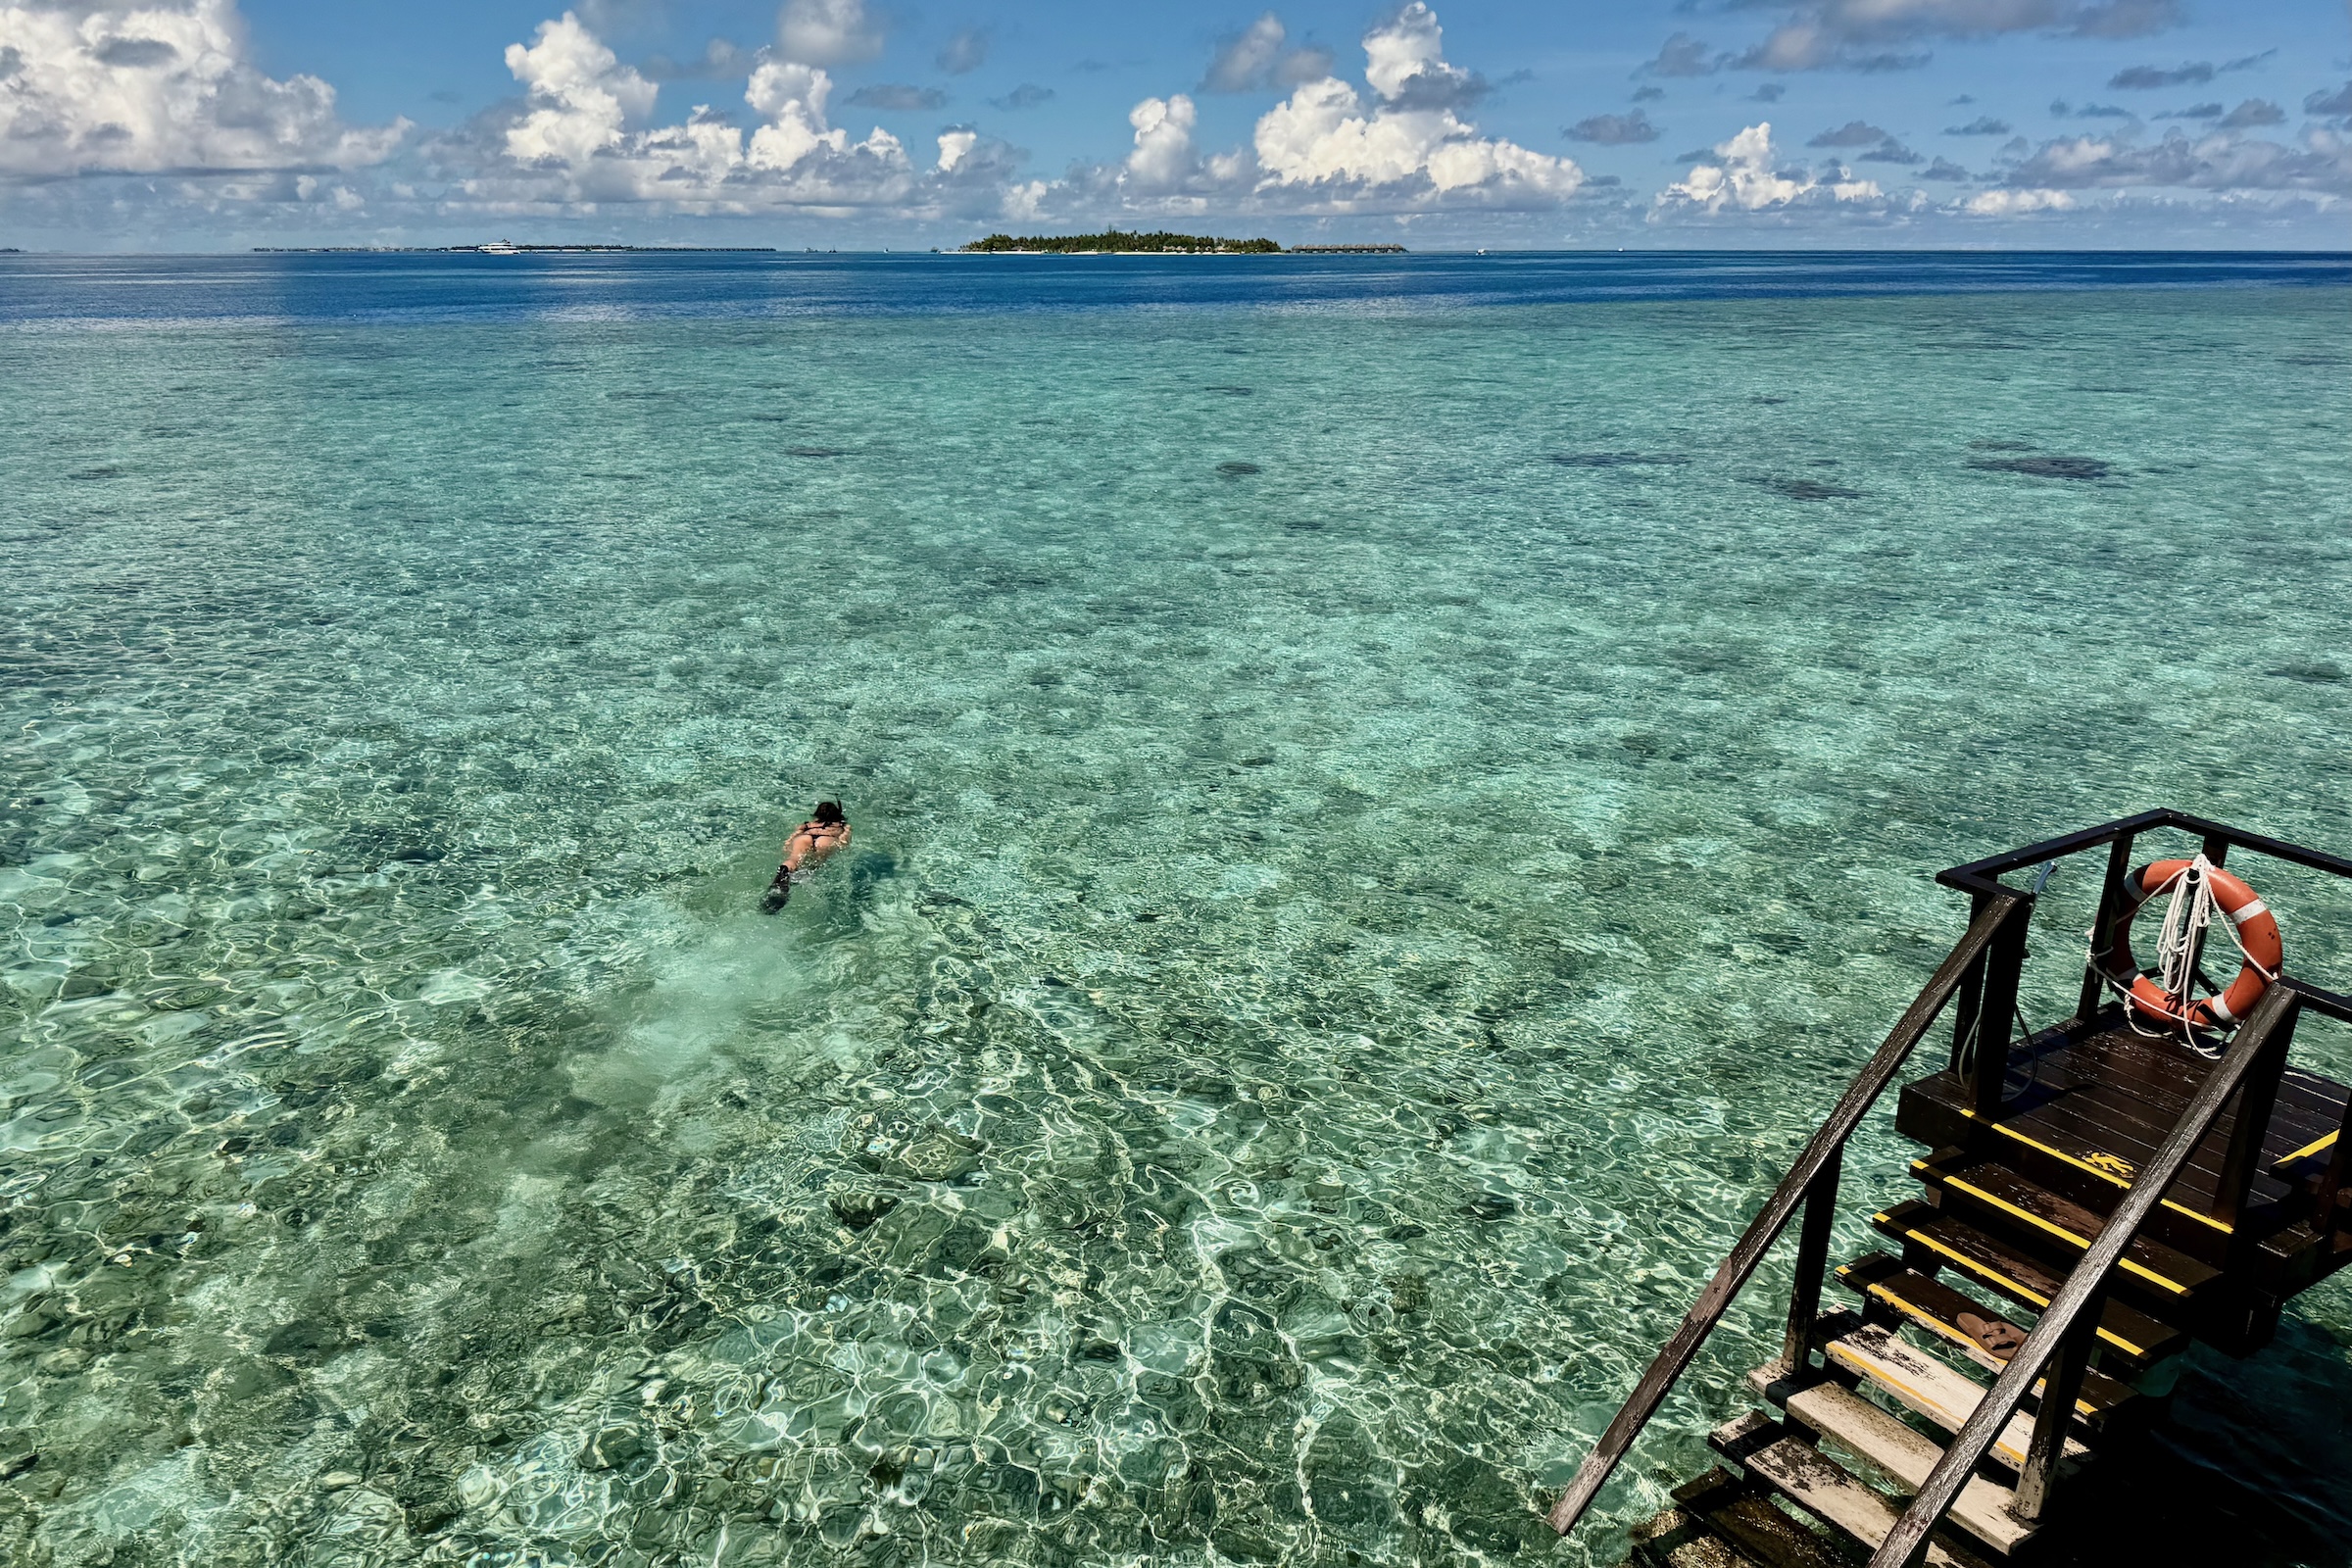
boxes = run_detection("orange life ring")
[2096,858,2281,1031]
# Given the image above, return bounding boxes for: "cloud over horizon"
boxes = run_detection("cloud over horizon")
[3,0,2344,245]
[1244,4,1582,209]
[453,11,1023,219]
[0,0,406,179]
[1730,0,2184,74]
[1656,122,1883,214]
[1200,13,1331,95]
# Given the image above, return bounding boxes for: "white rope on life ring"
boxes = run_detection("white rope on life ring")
[2092,854,2281,1042]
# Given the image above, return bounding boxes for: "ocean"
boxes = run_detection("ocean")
[3,249,2350,1567]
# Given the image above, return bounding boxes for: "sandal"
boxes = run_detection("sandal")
[1956,1311,2027,1360]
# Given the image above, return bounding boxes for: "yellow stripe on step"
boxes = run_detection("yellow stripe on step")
[1894,1224,2155,1360]
[1860,1284,2103,1419]
[1958,1107,2232,1234]
[2275,1129,2338,1169]
[1942,1176,2194,1298]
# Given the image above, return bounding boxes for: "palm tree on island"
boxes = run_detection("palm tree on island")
[961,229,1282,254]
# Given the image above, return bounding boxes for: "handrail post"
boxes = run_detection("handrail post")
[1949,892,1992,1077]
[2010,1292,2100,1523]
[1782,1148,1842,1374]
[1972,898,2031,1115]
[2315,1080,2352,1246]
[2215,996,2298,1244]
[2075,834,2136,1024]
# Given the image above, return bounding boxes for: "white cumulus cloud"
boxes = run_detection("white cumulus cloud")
[1249,3,1580,208]
[1656,122,1883,212]
[455,11,1043,217]
[744,57,906,182]
[503,12,657,168]
[0,0,405,177]
[1124,93,1198,190]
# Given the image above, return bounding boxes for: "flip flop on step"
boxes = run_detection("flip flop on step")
[1956,1310,2028,1360]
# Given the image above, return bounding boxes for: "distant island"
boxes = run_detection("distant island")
[962,229,1281,255]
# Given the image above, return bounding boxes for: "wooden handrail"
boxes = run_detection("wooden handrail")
[1937,808,2352,899]
[1938,809,2352,1025]
[1867,981,2305,1568]
[1545,892,2029,1538]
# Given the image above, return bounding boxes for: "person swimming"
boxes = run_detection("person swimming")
[763,801,851,910]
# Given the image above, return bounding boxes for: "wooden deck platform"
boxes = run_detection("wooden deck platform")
[1901,1012,2349,1220]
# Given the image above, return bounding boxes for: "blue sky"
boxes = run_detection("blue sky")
[3,0,2348,248]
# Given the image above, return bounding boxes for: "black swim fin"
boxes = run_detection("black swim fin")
[761,868,791,912]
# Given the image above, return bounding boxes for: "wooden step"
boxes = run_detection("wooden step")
[1833,1253,2140,1423]
[1896,1071,2239,1268]
[1638,1469,1842,1568]
[1912,1152,2221,1302]
[1708,1413,1995,1568]
[1816,1323,2088,1471]
[1873,1200,2187,1371]
[1778,1380,2034,1555]
[1636,1524,1759,1568]
[1632,1490,1764,1568]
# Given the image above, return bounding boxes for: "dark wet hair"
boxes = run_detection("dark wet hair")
[811,801,845,824]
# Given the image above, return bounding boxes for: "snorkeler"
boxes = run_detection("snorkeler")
[762,802,851,910]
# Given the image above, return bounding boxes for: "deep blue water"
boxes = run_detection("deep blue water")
[2,247,2347,325]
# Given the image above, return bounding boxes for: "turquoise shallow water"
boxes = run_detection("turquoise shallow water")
[3,254,2352,1568]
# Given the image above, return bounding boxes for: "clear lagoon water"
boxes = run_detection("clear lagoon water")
[3,250,2351,1568]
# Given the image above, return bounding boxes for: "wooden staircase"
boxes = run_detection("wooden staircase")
[1545,812,2352,1568]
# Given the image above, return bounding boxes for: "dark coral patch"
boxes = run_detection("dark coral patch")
[1549,452,1690,468]
[1970,455,2112,480]
[1749,476,1862,501]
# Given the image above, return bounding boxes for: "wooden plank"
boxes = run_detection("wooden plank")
[1999,1099,2290,1217]
[1833,1254,2137,1421]
[1818,1326,2087,1471]
[1730,1432,1992,1567]
[2007,1062,2311,1197]
[1901,1070,2246,1238]
[2046,1022,2349,1138]
[1668,1470,1846,1568]
[1995,1086,2272,1209]
[2069,1048,2347,1148]
[1876,984,2306,1568]
[1933,1021,2344,1212]
[1872,1201,2186,1368]
[1913,1155,2219,1298]
[1781,1382,2034,1555]
[2012,1025,2344,1172]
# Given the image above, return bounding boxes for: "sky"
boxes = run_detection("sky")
[1,0,2348,249]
